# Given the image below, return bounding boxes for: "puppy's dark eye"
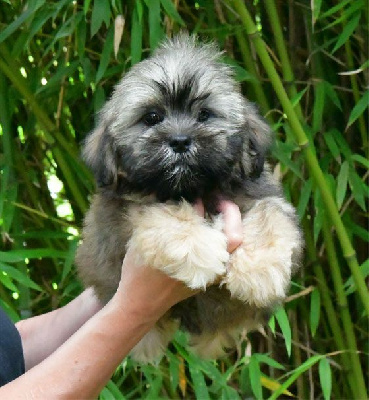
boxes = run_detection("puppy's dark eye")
[197,109,212,123]
[143,112,164,126]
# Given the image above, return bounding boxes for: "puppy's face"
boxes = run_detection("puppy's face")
[84,36,271,201]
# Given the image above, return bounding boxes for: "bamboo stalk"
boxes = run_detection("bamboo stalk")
[322,219,367,399]
[303,219,357,398]
[263,0,303,121]
[226,0,369,314]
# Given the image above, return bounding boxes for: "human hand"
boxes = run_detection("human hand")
[113,200,243,324]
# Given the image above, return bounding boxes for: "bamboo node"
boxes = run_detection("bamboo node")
[299,140,309,150]
[247,30,260,39]
[344,252,356,261]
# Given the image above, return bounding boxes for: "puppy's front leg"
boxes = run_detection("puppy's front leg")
[225,197,302,308]
[128,201,229,289]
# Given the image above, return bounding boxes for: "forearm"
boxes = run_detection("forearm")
[2,295,154,399]
[16,288,103,370]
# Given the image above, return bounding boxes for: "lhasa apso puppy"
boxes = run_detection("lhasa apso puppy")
[76,35,303,362]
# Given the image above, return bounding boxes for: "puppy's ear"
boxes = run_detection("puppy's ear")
[243,104,272,179]
[82,122,118,188]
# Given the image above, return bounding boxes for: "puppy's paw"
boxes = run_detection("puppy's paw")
[225,197,302,308]
[130,319,178,363]
[128,201,229,289]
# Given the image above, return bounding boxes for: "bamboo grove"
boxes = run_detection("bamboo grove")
[0,1,368,398]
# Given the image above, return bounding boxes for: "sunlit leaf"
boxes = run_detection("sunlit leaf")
[260,376,294,397]
[249,356,262,400]
[319,358,332,400]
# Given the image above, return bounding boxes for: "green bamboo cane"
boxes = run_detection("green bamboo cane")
[322,219,367,399]
[225,8,271,116]
[226,0,369,315]
[302,219,358,398]
[263,0,303,121]
[234,29,271,116]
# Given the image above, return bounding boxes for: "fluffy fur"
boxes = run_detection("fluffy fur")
[76,35,303,362]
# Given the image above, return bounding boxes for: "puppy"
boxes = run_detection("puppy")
[76,35,303,362]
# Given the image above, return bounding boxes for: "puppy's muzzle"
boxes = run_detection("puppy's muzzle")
[169,134,192,153]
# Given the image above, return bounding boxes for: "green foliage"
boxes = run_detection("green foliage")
[0,0,368,398]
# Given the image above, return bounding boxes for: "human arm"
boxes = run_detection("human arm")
[1,200,243,399]
[2,254,195,399]
[16,287,103,371]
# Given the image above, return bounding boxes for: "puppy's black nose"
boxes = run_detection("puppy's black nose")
[169,134,192,153]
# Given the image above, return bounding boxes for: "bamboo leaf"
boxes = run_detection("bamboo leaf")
[249,356,263,400]
[351,154,369,169]
[274,307,292,357]
[61,239,78,283]
[322,81,342,110]
[348,169,367,211]
[269,355,324,400]
[146,0,163,50]
[96,27,114,83]
[344,259,369,295]
[91,0,111,37]
[312,0,323,23]
[323,130,341,161]
[313,188,324,244]
[0,249,68,263]
[312,80,325,134]
[319,358,332,400]
[320,1,363,31]
[290,87,308,108]
[0,0,45,43]
[131,1,143,65]
[336,161,349,210]
[346,90,369,130]
[221,386,241,399]
[331,12,361,54]
[0,263,43,291]
[297,179,313,220]
[310,287,321,337]
[260,376,294,397]
[318,0,352,19]
[166,351,180,392]
[160,0,185,25]
[254,354,286,370]
[0,271,19,292]
[189,364,210,400]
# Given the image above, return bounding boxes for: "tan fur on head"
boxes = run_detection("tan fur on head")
[76,34,303,362]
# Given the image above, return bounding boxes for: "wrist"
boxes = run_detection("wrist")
[108,289,163,328]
